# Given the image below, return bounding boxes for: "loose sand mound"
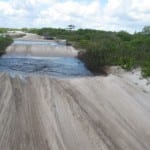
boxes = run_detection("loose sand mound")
[0,73,150,150]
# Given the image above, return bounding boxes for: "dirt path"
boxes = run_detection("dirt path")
[0,73,150,150]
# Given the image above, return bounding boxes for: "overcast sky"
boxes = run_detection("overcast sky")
[0,0,149,33]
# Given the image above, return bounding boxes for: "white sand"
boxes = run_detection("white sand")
[0,72,150,150]
[108,66,150,93]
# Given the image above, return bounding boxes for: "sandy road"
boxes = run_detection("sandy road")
[0,73,150,150]
[1,32,150,150]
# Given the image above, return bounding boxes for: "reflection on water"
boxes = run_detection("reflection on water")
[0,55,91,77]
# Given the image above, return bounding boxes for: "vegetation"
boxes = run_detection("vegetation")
[26,26,150,77]
[0,28,22,34]
[0,36,13,55]
[0,28,8,34]
[142,26,150,35]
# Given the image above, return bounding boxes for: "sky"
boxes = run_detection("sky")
[0,0,150,33]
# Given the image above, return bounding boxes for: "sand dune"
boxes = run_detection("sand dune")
[0,73,150,150]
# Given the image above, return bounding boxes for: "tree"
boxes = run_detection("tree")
[142,26,150,35]
[117,31,132,41]
[67,25,75,31]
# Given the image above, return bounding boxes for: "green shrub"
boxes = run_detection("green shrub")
[118,57,135,70]
[142,62,150,77]
[0,28,7,33]
[0,36,13,55]
[117,31,132,41]
[29,27,150,77]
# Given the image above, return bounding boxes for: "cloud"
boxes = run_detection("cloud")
[34,0,101,28]
[0,0,149,32]
[0,1,27,16]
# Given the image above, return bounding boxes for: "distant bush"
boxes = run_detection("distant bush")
[0,36,13,55]
[142,62,150,77]
[0,28,7,33]
[117,31,132,41]
[142,26,150,35]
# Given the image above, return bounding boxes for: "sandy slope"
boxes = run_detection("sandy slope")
[0,73,150,150]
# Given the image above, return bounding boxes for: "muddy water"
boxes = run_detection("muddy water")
[0,55,91,77]
[0,40,91,77]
